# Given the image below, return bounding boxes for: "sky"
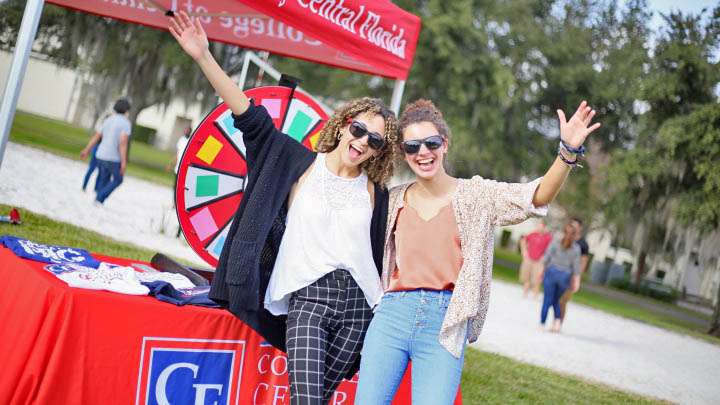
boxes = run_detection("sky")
[644,0,717,31]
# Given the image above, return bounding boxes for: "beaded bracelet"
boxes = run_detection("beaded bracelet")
[557,141,584,169]
[560,140,585,156]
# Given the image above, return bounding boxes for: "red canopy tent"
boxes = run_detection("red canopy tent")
[0,0,421,168]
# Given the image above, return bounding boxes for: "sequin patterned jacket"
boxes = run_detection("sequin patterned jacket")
[383,176,547,358]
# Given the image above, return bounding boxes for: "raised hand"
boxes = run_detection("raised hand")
[168,10,251,115]
[169,11,209,61]
[556,101,601,149]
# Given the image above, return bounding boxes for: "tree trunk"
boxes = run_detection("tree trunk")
[709,283,720,337]
[634,251,646,286]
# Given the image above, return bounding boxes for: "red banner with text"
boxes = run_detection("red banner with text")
[236,0,421,79]
[45,0,420,79]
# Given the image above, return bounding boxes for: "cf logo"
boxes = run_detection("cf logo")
[155,362,223,405]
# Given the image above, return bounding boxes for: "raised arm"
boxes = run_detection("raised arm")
[169,11,250,115]
[532,101,601,206]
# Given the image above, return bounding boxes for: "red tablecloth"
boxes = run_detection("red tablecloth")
[0,247,461,404]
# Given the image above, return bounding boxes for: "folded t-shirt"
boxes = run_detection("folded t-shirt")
[2,235,101,268]
[44,262,149,295]
[143,281,220,308]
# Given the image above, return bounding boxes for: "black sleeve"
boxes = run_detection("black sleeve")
[578,238,590,256]
[370,184,389,276]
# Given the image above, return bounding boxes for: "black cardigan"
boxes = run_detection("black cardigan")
[209,101,388,377]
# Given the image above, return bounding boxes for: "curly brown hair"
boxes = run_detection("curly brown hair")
[315,97,399,187]
[399,99,451,143]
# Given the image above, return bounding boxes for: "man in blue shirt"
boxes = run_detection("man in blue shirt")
[80,99,132,204]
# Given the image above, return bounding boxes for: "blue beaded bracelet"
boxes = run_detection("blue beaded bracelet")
[560,140,585,155]
[557,142,584,169]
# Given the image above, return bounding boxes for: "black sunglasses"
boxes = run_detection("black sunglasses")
[346,118,387,150]
[401,135,446,154]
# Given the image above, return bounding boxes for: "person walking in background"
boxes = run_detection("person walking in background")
[166,124,192,177]
[80,99,132,205]
[81,142,100,192]
[519,220,553,299]
[558,217,590,323]
[539,223,581,333]
[167,123,193,237]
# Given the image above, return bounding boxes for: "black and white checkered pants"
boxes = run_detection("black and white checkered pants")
[286,269,372,405]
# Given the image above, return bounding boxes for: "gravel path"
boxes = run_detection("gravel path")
[473,280,720,404]
[0,142,204,266]
[3,142,719,404]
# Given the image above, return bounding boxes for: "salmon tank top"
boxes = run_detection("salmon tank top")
[388,202,463,292]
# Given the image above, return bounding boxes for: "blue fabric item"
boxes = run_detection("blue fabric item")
[355,289,465,404]
[1,235,102,268]
[82,143,100,191]
[96,159,123,203]
[142,280,221,308]
[541,265,573,323]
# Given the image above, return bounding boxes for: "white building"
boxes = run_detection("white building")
[1,49,216,151]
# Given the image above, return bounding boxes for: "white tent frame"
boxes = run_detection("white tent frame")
[0,0,45,170]
[237,50,405,115]
[0,0,407,170]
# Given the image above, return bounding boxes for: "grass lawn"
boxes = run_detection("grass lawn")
[461,348,663,404]
[492,248,720,344]
[0,206,661,404]
[9,111,176,187]
[0,205,192,266]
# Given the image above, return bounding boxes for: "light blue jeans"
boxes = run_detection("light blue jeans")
[355,289,465,404]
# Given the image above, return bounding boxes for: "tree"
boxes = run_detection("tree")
[614,104,720,333]
[1,1,224,138]
[711,282,720,338]
[604,6,720,287]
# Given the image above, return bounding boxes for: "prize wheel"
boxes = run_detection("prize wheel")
[175,86,328,267]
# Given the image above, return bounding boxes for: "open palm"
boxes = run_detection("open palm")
[169,11,208,61]
[556,101,601,149]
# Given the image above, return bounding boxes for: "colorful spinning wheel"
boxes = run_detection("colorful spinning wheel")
[175,86,328,267]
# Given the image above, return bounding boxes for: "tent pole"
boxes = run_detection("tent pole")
[390,78,405,115]
[238,51,251,91]
[0,0,45,170]
[245,51,332,115]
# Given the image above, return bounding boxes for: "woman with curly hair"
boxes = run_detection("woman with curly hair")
[169,12,399,404]
[355,98,600,403]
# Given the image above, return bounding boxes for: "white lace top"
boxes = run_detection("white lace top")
[264,153,383,315]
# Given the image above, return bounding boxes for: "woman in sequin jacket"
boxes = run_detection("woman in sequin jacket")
[355,99,600,404]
